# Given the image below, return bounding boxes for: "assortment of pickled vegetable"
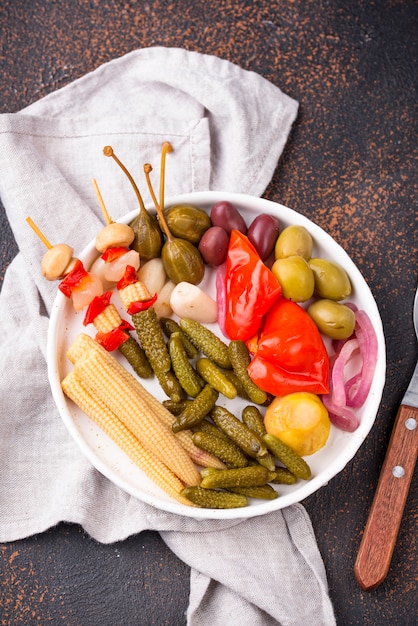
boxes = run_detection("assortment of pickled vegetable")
[29,142,379,509]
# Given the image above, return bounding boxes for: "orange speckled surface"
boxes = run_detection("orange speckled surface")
[1,1,417,625]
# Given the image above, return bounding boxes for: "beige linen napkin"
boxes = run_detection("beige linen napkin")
[0,47,335,626]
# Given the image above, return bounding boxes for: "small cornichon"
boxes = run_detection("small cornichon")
[169,332,204,397]
[241,405,277,471]
[210,405,268,459]
[181,486,248,509]
[241,405,266,438]
[270,467,298,485]
[226,484,279,500]
[172,384,219,432]
[263,433,312,480]
[179,318,231,369]
[118,335,154,378]
[196,358,237,399]
[192,430,248,469]
[155,368,183,402]
[160,317,199,358]
[228,340,268,405]
[200,465,276,489]
[132,307,171,376]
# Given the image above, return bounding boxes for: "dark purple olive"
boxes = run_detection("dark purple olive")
[198,226,230,266]
[210,201,247,235]
[247,214,280,260]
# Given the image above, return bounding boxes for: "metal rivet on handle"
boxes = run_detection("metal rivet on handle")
[392,466,405,478]
[405,418,417,430]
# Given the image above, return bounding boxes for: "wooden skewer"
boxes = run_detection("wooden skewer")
[92,178,112,225]
[26,217,53,249]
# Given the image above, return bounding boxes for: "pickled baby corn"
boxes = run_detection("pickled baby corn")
[67,334,224,469]
[66,335,200,487]
[61,371,192,505]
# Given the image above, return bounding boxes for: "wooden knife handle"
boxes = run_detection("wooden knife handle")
[354,404,418,590]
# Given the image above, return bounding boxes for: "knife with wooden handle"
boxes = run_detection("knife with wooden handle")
[354,290,418,590]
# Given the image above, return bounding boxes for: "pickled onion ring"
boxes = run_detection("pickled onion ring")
[331,337,359,407]
[322,388,360,431]
[323,308,378,431]
[346,310,378,407]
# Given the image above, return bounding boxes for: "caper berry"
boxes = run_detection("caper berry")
[164,204,211,243]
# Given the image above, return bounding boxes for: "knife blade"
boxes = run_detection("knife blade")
[354,289,418,590]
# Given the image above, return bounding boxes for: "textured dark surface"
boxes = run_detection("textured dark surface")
[1,1,417,625]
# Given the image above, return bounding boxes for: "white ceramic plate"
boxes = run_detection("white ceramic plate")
[47,191,386,519]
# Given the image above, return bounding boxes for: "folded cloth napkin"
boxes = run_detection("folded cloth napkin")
[0,47,335,626]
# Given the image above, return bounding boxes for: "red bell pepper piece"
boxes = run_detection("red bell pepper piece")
[83,291,113,326]
[127,293,158,315]
[117,265,139,290]
[247,297,329,396]
[95,321,133,352]
[224,230,282,341]
[101,247,129,263]
[58,259,89,298]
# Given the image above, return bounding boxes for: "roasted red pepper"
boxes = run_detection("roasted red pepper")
[58,259,90,298]
[224,230,282,341]
[101,247,129,263]
[83,291,113,326]
[247,297,329,396]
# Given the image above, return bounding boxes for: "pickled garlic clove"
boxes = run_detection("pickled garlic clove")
[170,282,218,324]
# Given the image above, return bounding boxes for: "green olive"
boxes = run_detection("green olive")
[274,225,313,260]
[308,299,356,339]
[161,238,205,285]
[164,205,211,244]
[271,255,315,302]
[308,258,352,300]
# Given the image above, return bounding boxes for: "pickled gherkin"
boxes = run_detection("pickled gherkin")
[132,307,171,375]
[193,419,232,442]
[160,317,199,358]
[226,484,279,500]
[220,369,250,400]
[155,368,183,402]
[241,405,276,471]
[169,332,204,397]
[210,405,268,459]
[200,465,275,489]
[181,486,248,509]
[270,467,298,485]
[196,358,237,399]
[263,433,311,480]
[192,431,248,469]
[172,384,219,432]
[163,399,192,415]
[241,405,266,438]
[179,318,231,369]
[118,335,153,378]
[228,340,268,405]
